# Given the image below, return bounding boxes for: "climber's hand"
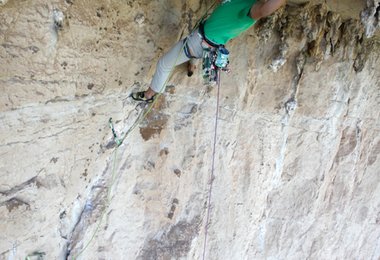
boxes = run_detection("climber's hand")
[250,0,286,20]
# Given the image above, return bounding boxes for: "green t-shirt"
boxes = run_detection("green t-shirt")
[204,0,257,45]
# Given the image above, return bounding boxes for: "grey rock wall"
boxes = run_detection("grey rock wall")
[0,0,379,259]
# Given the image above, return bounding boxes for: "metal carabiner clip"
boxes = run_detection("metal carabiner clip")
[108,118,122,147]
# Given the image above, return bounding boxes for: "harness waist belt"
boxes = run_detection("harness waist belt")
[199,21,224,49]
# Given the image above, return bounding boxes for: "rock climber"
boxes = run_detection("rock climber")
[131,0,286,102]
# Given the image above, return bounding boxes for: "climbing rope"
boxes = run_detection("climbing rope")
[71,1,219,259]
[202,68,221,260]
[109,0,218,148]
[72,148,118,260]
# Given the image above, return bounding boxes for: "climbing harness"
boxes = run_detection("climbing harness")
[198,20,231,85]
[108,2,220,148]
[215,47,230,68]
[202,46,230,85]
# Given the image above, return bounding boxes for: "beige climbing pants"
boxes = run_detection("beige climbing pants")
[150,28,204,93]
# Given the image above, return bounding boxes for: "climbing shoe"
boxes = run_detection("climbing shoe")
[130,91,156,103]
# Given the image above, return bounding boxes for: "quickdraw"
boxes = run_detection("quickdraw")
[108,118,122,147]
[202,46,230,85]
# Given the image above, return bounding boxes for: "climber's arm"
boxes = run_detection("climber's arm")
[250,0,286,20]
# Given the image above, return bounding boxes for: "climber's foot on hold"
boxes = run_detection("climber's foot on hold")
[187,61,196,77]
[130,91,156,103]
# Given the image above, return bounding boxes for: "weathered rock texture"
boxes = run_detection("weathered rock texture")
[1,0,379,259]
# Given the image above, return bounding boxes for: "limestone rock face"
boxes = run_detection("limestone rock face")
[0,0,379,259]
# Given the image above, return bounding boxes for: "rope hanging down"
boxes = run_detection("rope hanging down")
[108,0,218,148]
[71,2,219,259]
[202,68,221,260]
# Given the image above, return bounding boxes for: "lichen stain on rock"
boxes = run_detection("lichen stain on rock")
[159,147,169,156]
[265,3,375,73]
[139,98,169,141]
[167,198,179,219]
[137,216,201,260]
[368,139,380,166]
[334,126,359,162]
[1,197,31,212]
[139,117,168,141]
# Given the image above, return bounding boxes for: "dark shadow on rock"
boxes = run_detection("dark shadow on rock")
[137,216,201,260]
